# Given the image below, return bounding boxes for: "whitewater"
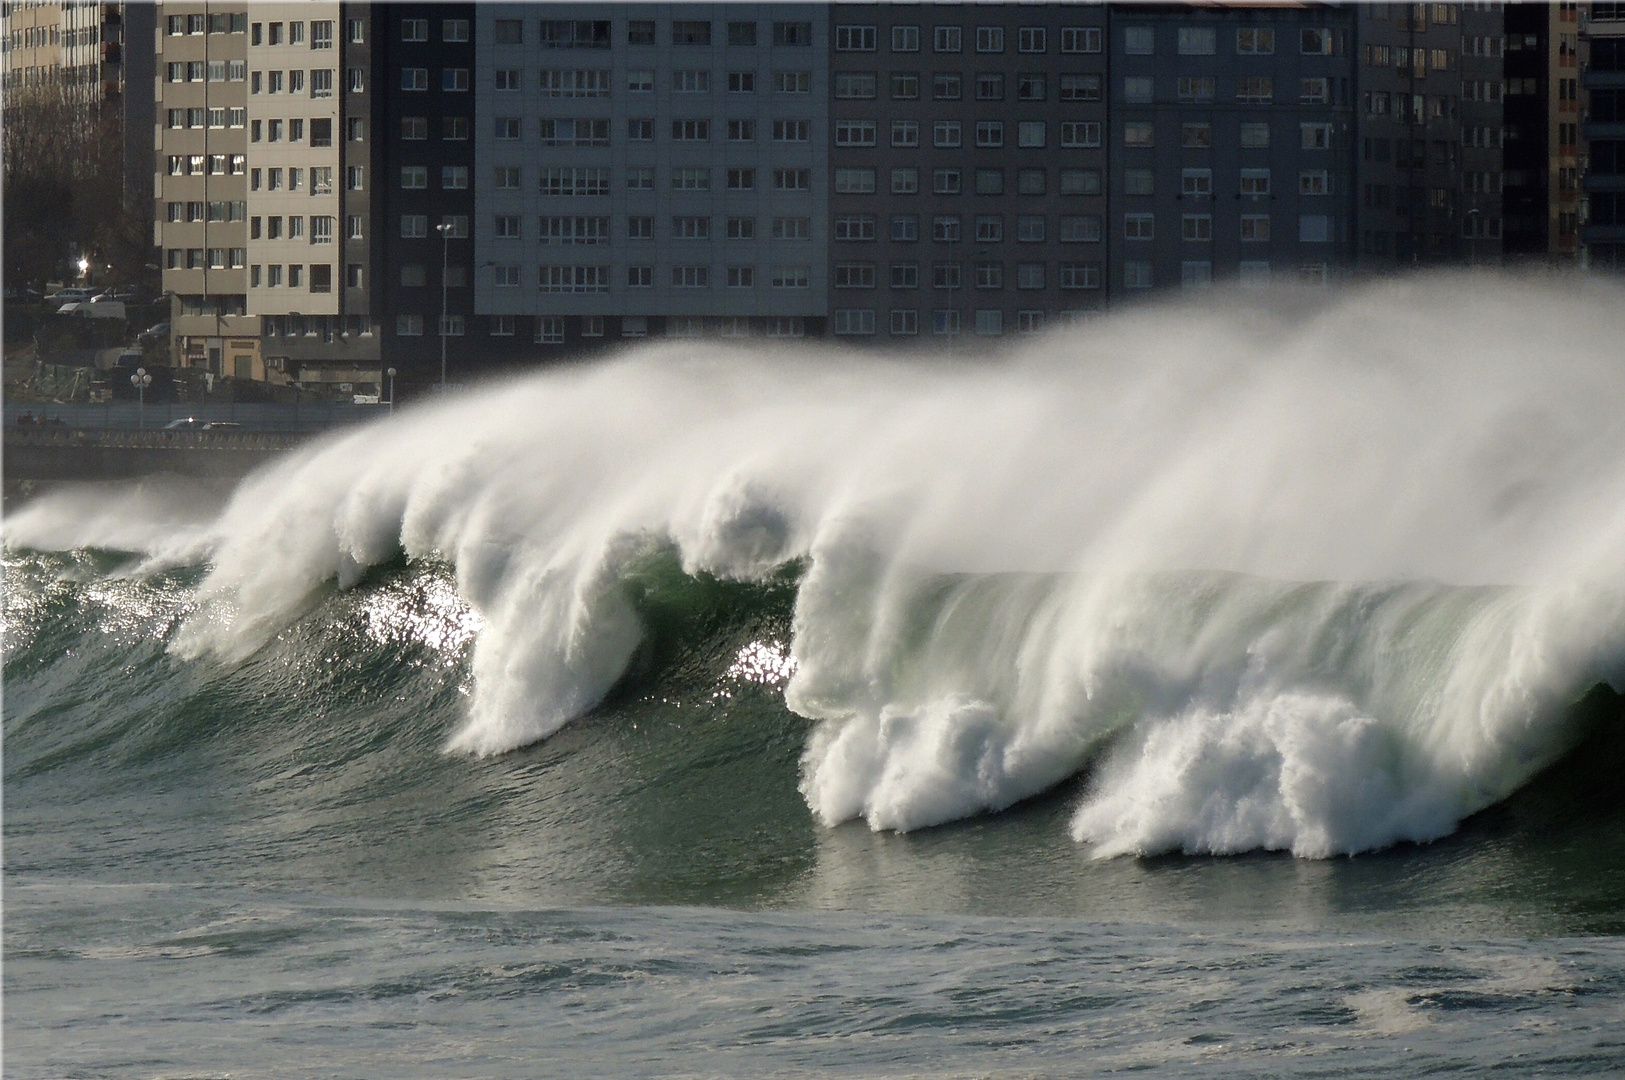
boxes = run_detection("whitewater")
[9,273,1625,860]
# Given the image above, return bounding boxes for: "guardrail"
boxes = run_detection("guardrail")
[3,400,386,433]
[6,426,308,452]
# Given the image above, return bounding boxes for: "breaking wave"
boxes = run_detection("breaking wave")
[9,274,1625,858]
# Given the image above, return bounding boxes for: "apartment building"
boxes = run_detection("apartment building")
[826,4,1108,343]
[1581,1,1625,269]
[1356,3,1479,267]
[1502,1,1583,261]
[2,0,155,204]
[156,2,380,390]
[1110,4,1357,293]
[468,3,829,358]
[1459,0,1506,264]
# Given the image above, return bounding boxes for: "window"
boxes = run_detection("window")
[729,71,756,94]
[1060,216,1102,244]
[1181,123,1213,149]
[976,26,1005,53]
[1060,74,1102,102]
[1178,76,1215,103]
[439,315,465,337]
[1123,262,1152,289]
[312,118,333,147]
[772,267,810,289]
[1181,262,1212,290]
[397,315,424,337]
[1016,216,1045,243]
[494,19,522,45]
[312,20,333,49]
[976,170,1005,196]
[1240,123,1270,149]
[673,70,711,93]
[773,217,812,240]
[728,119,756,142]
[1061,27,1102,54]
[774,119,811,142]
[891,263,921,289]
[672,216,711,241]
[671,168,711,191]
[891,310,920,336]
[1125,27,1154,54]
[583,317,606,338]
[934,121,962,148]
[1181,169,1213,198]
[443,68,469,92]
[834,216,877,242]
[933,263,962,290]
[1124,76,1153,104]
[487,316,516,339]
[1178,27,1216,55]
[1240,215,1271,242]
[727,169,756,191]
[934,216,962,243]
[831,309,875,336]
[1301,28,1332,55]
[668,266,709,289]
[439,215,469,239]
[1300,78,1329,105]
[402,117,427,140]
[495,167,521,191]
[627,168,655,191]
[496,117,523,141]
[975,121,1004,148]
[628,20,656,45]
[627,70,654,93]
[539,267,611,293]
[1018,75,1047,102]
[1236,28,1274,54]
[1301,123,1331,150]
[402,18,427,42]
[402,68,428,91]
[892,120,920,148]
[727,267,755,289]
[977,72,1006,101]
[673,119,711,141]
[933,73,963,100]
[892,168,920,195]
[932,169,963,196]
[891,215,920,243]
[1015,263,1046,290]
[834,263,876,288]
[1123,123,1154,148]
[974,262,1003,289]
[1240,169,1271,196]
[674,21,712,46]
[836,73,878,99]
[1125,213,1155,241]
[1300,171,1329,196]
[1182,215,1213,242]
[834,168,874,194]
[627,267,653,288]
[932,310,962,335]
[1299,215,1330,243]
[401,166,428,189]
[775,22,813,46]
[1237,76,1274,104]
[1054,122,1099,150]
[539,168,613,196]
[836,25,877,51]
[1018,122,1046,148]
[935,26,963,53]
[974,310,1002,336]
[892,73,920,99]
[1017,170,1046,196]
[892,25,921,53]
[540,70,611,97]
[729,21,757,46]
[976,217,1004,244]
[1019,27,1047,53]
[495,215,521,239]
[775,71,811,94]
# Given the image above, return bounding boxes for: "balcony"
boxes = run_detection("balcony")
[1583,120,1625,141]
[1580,67,1625,89]
[1584,172,1625,192]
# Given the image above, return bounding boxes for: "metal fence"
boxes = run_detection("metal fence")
[4,400,386,432]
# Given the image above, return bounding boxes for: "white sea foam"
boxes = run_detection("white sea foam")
[9,274,1625,855]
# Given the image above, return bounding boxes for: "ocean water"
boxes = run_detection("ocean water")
[7,276,1625,1077]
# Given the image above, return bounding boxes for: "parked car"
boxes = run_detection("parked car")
[57,300,126,320]
[163,417,202,430]
[48,287,96,308]
[202,421,241,431]
[138,321,170,346]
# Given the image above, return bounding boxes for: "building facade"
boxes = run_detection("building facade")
[826,3,1108,343]
[1111,4,1358,293]
[1581,1,1625,269]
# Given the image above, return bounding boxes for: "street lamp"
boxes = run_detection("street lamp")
[1465,208,1480,269]
[434,221,451,391]
[386,367,396,414]
[131,367,153,429]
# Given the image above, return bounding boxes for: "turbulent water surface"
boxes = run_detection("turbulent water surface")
[7,277,1625,1077]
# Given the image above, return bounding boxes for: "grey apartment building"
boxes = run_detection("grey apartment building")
[1109,4,1358,292]
[826,4,1109,342]
[472,3,830,352]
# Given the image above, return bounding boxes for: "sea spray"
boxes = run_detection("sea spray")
[8,274,1625,856]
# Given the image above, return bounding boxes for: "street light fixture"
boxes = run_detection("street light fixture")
[131,367,153,428]
[434,221,451,391]
[386,367,397,414]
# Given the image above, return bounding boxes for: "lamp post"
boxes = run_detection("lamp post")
[434,221,451,391]
[131,367,152,429]
[1465,208,1480,269]
[386,367,396,414]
